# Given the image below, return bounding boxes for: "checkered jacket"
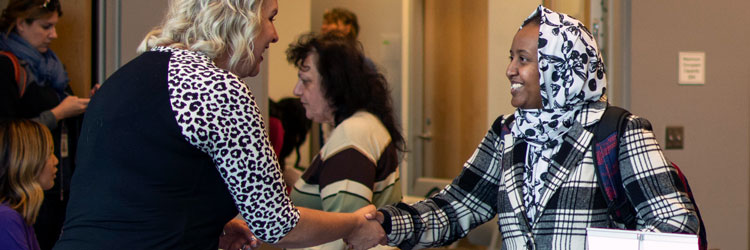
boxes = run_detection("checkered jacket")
[379,114,700,250]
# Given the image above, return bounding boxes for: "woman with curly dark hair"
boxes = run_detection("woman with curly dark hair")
[286,32,404,250]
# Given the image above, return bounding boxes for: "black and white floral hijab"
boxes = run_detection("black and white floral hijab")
[512,5,607,145]
[513,5,608,223]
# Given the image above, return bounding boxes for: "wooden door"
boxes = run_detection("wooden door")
[421,0,487,179]
[48,0,93,97]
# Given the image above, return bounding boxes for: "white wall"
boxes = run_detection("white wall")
[267,0,312,168]
[105,0,168,76]
[629,1,750,249]
[309,0,403,122]
[268,0,311,100]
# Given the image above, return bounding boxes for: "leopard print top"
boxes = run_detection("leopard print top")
[157,46,300,243]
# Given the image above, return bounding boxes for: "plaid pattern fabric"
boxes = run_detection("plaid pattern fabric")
[380,114,699,250]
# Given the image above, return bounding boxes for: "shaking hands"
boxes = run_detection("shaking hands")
[345,206,388,250]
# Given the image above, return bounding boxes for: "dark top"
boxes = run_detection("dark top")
[53,47,299,250]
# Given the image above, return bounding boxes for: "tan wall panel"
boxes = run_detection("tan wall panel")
[49,0,92,98]
[424,0,487,178]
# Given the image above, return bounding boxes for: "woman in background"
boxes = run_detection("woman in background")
[287,32,403,250]
[0,119,59,250]
[0,1,89,249]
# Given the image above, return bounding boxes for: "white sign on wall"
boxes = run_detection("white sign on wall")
[678,51,705,85]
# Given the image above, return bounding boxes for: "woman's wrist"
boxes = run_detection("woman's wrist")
[50,106,64,121]
[36,110,58,129]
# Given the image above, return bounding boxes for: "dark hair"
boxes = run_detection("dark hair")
[323,7,359,39]
[522,11,542,27]
[286,32,404,153]
[0,0,63,34]
[269,97,311,169]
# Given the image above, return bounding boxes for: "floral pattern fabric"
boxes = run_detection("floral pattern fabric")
[512,5,608,225]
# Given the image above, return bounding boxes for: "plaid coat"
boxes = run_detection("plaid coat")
[380,114,699,250]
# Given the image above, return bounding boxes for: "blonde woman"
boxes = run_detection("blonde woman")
[52,0,380,250]
[0,119,58,250]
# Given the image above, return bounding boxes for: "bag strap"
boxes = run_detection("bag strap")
[670,162,708,250]
[491,114,515,138]
[592,105,638,228]
[595,107,708,248]
[0,51,27,97]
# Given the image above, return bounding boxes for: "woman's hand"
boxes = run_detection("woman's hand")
[89,83,102,97]
[345,206,387,250]
[220,218,261,250]
[51,96,89,120]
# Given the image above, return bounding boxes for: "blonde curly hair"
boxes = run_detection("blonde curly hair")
[138,0,264,74]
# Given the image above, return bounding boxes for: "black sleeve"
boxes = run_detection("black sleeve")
[0,56,22,119]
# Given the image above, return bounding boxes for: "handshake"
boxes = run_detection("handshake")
[220,205,389,250]
[345,205,389,250]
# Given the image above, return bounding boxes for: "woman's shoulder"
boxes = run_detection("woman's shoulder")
[322,111,390,159]
[333,111,389,140]
[156,46,246,91]
[0,204,32,249]
[0,204,26,228]
[489,113,516,136]
[0,52,19,77]
[620,113,655,135]
[153,47,225,71]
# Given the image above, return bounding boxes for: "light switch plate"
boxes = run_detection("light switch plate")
[665,126,684,150]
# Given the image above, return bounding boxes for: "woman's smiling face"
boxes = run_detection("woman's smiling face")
[506,23,542,109]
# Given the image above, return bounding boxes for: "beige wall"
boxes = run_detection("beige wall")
[486,1,541,126]
[629,1,750,250]
[50,0,93,97]
[268,0,311,100]
[267,0,312,169]
[106,0,168,76]
[309,0,403,121]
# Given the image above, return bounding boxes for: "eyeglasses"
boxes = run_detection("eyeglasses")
[40,0,59,11]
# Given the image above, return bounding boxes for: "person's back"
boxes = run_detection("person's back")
[54,48,238,250]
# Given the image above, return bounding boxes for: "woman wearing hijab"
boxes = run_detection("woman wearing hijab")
[346,6,700,250]
[0,1,89,249]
